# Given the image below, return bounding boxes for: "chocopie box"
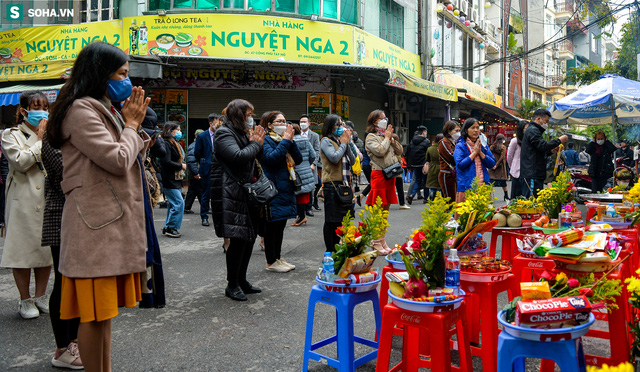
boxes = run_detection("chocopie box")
[515,296,591,329]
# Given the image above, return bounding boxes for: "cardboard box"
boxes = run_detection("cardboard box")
[515,296,592,329]
[520,282,551,300]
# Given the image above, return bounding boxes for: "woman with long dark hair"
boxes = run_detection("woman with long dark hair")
[586,130,617,193]
[1,91,52,321]
[453,118,496,203]
[259,111,302,273]
[320,114,355,252]
[211,99,265,301]
[46,41,151,372]
[507,120,528,199]
[438,120,460,201]
[159,122,185,238]
[364,109,402,254]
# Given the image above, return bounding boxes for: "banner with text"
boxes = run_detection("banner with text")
[353,27,421,79]
[434,69,502,108]
[387,69,457,102]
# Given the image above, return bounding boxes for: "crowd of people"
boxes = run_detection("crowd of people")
[0,42,636,372]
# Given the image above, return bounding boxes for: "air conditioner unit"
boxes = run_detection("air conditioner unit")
[553,51,560,59]
[460,0,469,15]
[393,93,407,111]
[471,9,479,22]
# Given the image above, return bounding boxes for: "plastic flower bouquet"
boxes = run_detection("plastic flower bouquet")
[331,197,388,276]
[536,170,574,219]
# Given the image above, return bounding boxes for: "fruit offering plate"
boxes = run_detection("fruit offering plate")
[554,258,621,273]
[497,310,595,342]
[589,218,632,229]
[460,269,511,283]
[316,276,381,293]
[388,289,466,313]
[532,225,570,235]
[385,251,420,270]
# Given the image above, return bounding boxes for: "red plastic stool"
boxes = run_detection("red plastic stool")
[379,264,402,310]
[553,262,631,368]
[511,254,556,299]
[490,227,532,262]
[460,273,516,372]
[376,302,473,372]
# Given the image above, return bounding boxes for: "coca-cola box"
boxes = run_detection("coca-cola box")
[520,213,542,227]
[515,296,592,329]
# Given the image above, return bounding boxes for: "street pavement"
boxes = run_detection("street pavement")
[0,186,611,371]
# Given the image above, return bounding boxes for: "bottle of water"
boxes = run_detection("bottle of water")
[322,252,335,275]
[606,203,617,218]
[445,214,460,235]
[445,249,461,295]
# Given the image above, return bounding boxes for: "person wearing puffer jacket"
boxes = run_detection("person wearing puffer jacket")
[291,124,316,226]
[259,111,303,273]
[453,118,496,203]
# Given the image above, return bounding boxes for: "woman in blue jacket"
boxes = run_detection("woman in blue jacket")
[453,118,496,202]
[259,111,302,273]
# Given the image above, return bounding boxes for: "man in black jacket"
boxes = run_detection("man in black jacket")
[614,139,634,168]
[520,109,568,198]
[405,126,430,204]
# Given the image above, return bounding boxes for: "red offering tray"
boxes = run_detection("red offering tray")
[460,268,511,283]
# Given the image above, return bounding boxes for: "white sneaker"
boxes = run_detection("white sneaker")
[278,259,296,270]
[18,298,39,319]
[266,261,291,273]
[399,204,411,210]
[34,295,49,314]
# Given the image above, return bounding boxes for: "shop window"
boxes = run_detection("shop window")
[323,0,337,19]
[299,0,320,16]
[223,0,244,8]
[80,0,118,22]
[275,0,295,12]
[196,0,218,9]
[379,0,404,48]
[174,0,194,8]
[340,0,357,24]
[149,0,171,10]
[248,0,271,11]
[46,0,74,24]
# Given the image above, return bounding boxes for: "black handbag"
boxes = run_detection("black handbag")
[218,157,278,206]
[332,182,354,205]
[372,160,403,180]
[293,171,302,192]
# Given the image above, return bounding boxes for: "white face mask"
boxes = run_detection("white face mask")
[273,125,287,136]
[451,132,460,141]
[245,117,254,130]
[541,123,549,130]
[377,119,388,130]
[597,139,605,145]
[300,123,309,131]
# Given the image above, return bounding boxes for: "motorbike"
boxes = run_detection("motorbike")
[568,165,592,204]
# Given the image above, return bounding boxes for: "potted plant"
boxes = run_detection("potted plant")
[536,171,574,219]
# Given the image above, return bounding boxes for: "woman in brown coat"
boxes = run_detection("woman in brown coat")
[488,133,509,200]
[47,42,150,372]
[438,120,460,201]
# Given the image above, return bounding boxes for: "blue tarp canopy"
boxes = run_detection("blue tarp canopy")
[0,83,65,106]
[548,75,640,127]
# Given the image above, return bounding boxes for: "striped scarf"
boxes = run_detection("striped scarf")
[466,137,484,184]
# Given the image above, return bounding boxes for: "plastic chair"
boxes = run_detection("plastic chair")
[497,331,587,372]
[376,302,473,372]
[510,254,556,299]
[302,285,381,372]
[461,273,516,372]
[489,227,533,262]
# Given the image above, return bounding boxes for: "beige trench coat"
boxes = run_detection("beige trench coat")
[365,132,403,170]
[59,97,149,278]
[0,123,52,268]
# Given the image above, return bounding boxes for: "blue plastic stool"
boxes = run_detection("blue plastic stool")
[302,285,382,372]
[497,331,587,372]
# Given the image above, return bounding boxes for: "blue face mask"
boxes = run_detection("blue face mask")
[106,77,133,102]
[174,131,183,140]
[334,127,344,137]
[25,110,48,126]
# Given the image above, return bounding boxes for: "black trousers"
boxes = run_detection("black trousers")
[510,176,523,199]
[323,222,341,253]
[226,237,255,288]
[184,177,202,210]
[592,176,609,193]
[395,176,405,205]
[522,178,544,198]
[361,164,372,196]
[49,245,80,349]
[264,219,287,265]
